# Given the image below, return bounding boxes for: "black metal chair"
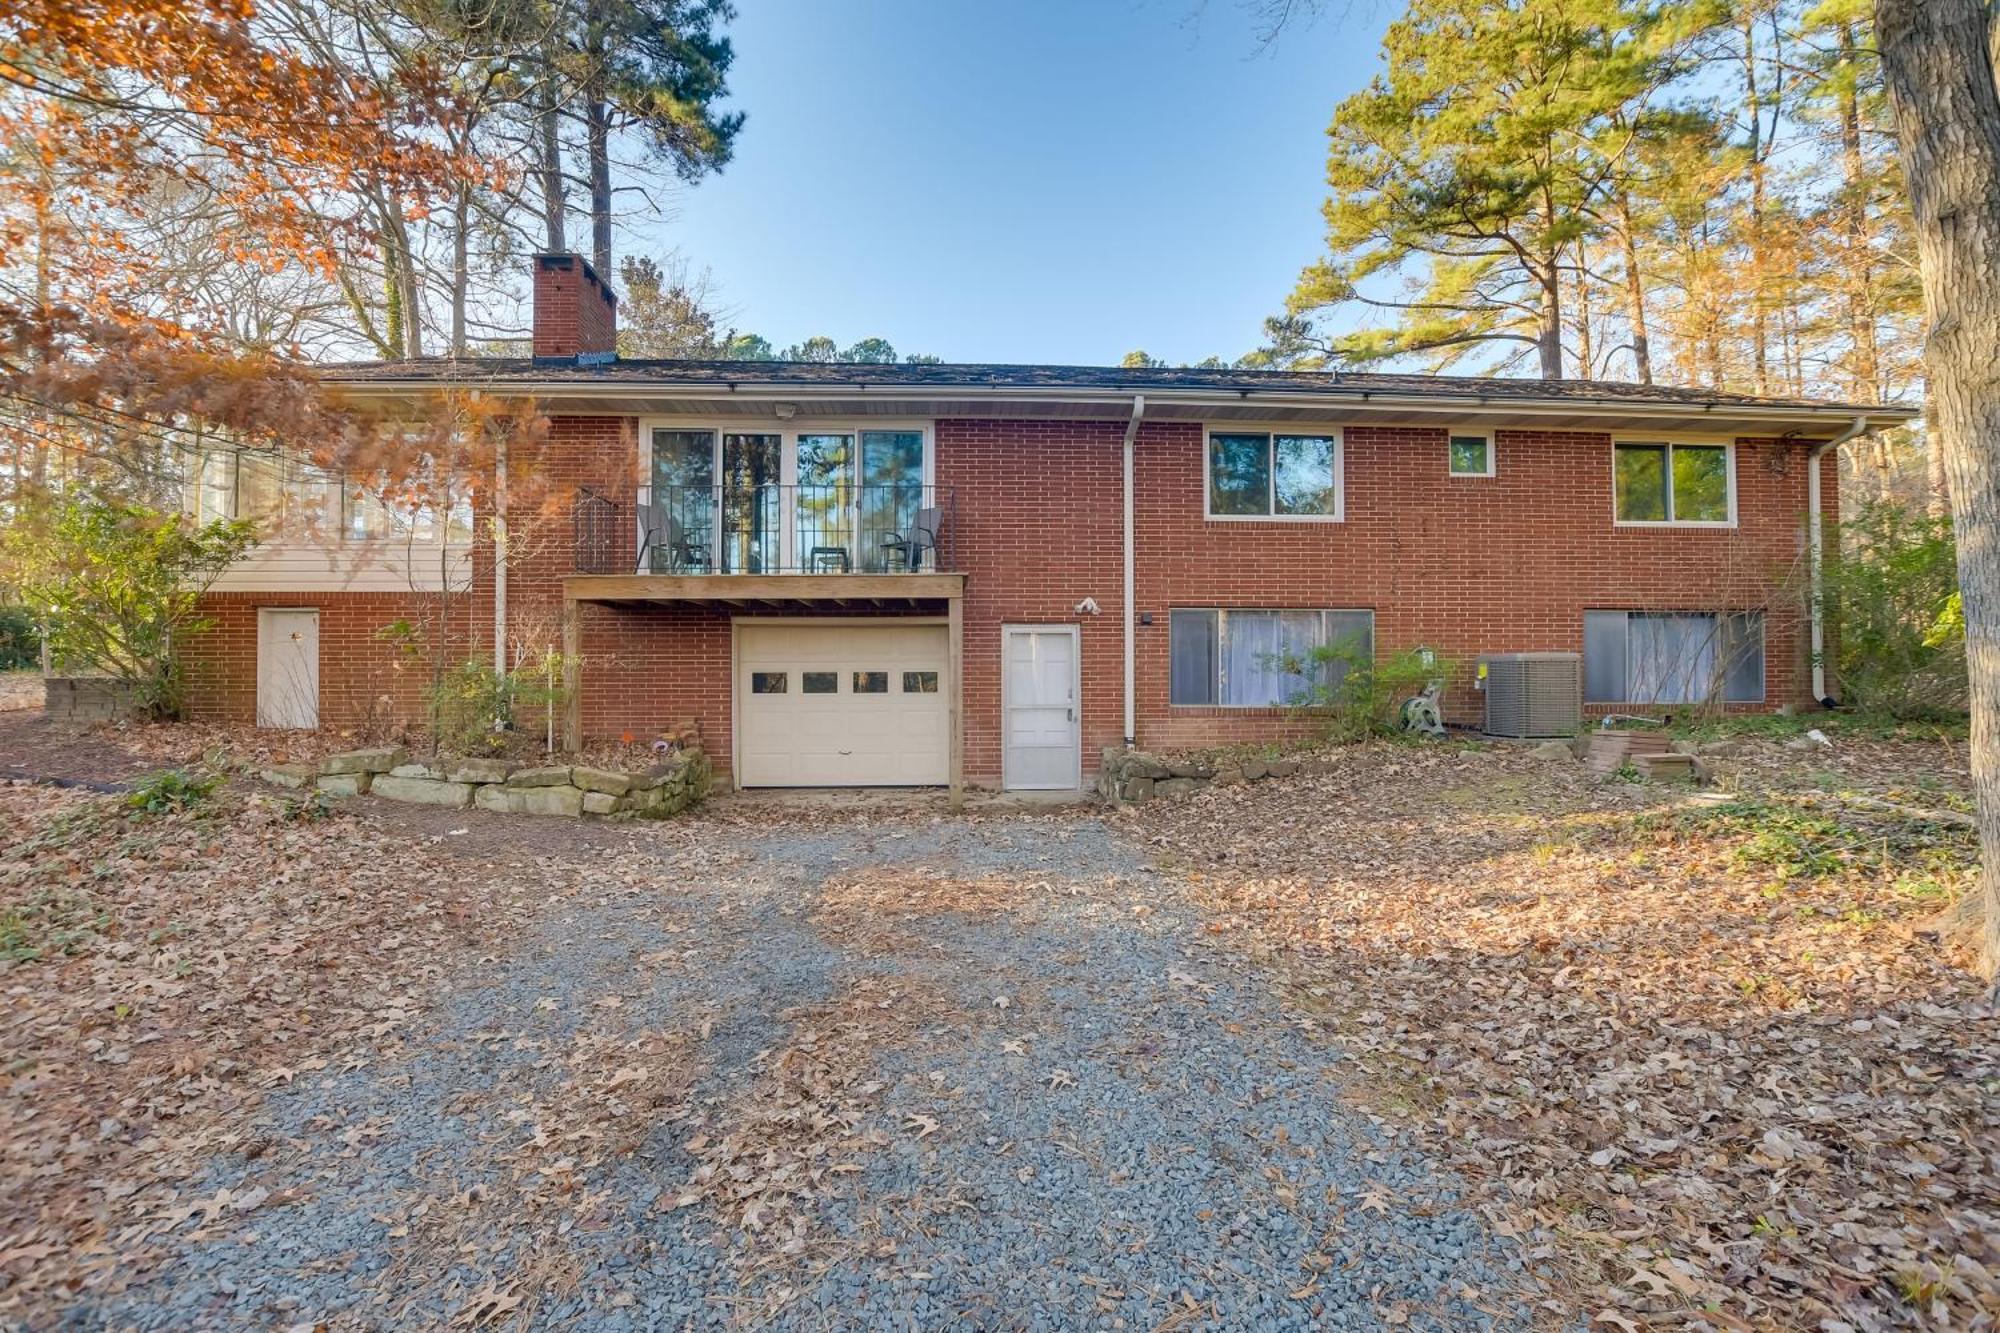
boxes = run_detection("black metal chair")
[880,505,943,572]
[639,502,710,572]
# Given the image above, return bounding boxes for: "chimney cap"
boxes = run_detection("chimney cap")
[534,251,617,306]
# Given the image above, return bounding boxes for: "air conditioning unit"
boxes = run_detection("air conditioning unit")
[1480,652,1582,738]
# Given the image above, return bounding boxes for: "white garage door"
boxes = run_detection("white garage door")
[737,623,949,787]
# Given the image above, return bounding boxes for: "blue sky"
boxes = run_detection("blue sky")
[628,0,1392,366]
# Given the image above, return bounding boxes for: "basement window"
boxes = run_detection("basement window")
[1170,608,1374,707]
[1583,610,1764,705]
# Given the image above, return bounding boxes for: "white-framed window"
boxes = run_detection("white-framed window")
[1448,432,1495,477]
[186,447,465,543]
[1612,440,1735,526]
[1205,428,1343,521]
[1583,610,1765,705]
[638,419,935,574]
[1169,608,1374,707]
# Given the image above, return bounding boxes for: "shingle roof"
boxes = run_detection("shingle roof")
[319,356,1916,417]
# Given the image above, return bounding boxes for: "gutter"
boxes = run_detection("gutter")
[1122,395,1145,747]
[329,377,1919,431]
[1808,415,1871,704]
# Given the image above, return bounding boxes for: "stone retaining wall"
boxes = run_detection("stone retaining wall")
[1097,745,1314,804]
[262,746,710,819]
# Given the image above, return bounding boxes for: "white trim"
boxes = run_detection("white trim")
[1447,429,1496,477]
[1610,438,1739,529]
[1201,424,1346,523]
[1000,623,1083,791]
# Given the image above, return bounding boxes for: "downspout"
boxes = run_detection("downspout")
[1808,415,1869,705]
[1122,394,1145,747]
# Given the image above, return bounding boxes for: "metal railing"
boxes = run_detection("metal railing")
[573,483,955,576]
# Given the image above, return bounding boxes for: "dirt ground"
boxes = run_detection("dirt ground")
[0,707,1992,1329]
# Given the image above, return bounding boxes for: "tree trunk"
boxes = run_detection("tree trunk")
[584,0,613,278]
[538,74,567,252]
[1742,14,1772,395]
[1615,190,1653,384]
[1840,22,1882,406]
[1876,0,2000,988]
[451,182,470,358]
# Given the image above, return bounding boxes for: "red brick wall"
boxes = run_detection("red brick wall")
[184,412,1832,785]
[185,591,478,731]
[531,255,617,360]
[1133,423,1822,750]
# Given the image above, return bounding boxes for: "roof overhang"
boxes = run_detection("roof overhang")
[326,376,1920,439]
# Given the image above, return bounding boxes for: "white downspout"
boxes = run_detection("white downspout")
[1808,415,1870,705]
[1122,394,1145,747]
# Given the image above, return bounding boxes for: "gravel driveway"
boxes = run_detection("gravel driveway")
[69,804,1530,1331]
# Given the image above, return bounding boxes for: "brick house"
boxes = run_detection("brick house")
[185,254,1916,795]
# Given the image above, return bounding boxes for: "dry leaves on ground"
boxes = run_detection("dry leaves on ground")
[673,977,952,1263]
[1121,740,1999,1330]
[0,779,545,1316]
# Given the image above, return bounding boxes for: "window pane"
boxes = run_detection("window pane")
[1273,435,1338,515]
[797,433,856,560]
[345,479,393,539]
[1208,433,1270,516]
[852,671,887,694]
[1721,612,1765,702]
[196,451,235,523]
[860,430,924,571]
[1672,446,1729,522]
[286,464,340,535]
[652,429,715,570]
[1321,610,1374,692]
[1583,611,1629,703]
[720,433,781,573]
[1448,436,1490,475]
[651,429,714,494]
[750,671,787,694]
[1628,613,1718,705]
[1614,444,1668,521]
[802,671,837,694]
[902,670,939,694]
[1169,610,1217,705]
[236,453,284,524]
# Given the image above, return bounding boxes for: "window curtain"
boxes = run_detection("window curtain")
[1626,613,1718,705]
[1219,610,1324,706]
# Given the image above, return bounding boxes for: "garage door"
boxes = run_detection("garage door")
[737,623,949,786]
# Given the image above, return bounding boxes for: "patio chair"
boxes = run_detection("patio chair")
[638,502,710,572]
[880,505,943,572]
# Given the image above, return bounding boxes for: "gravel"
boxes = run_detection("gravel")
[65,809,1534,1331]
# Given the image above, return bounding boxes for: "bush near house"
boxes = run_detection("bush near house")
[1827,502,1966,718]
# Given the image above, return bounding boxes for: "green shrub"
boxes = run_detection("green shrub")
[424,652,573,754]
[0,488,258,718]
[126,768,224,817]
[0,606,39,669]
[1290,640,1456,743]
[1825,502,1965,718]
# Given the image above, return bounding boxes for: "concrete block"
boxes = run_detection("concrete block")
[372,775,474,808]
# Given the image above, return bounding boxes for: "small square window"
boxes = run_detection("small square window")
[802,671,837,694]
[852,671,888,694]
[750,671,787,694]
[1448,434,1492,477]
[902,670,939,694]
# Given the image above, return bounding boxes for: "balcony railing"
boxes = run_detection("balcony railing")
[573,484,956,576]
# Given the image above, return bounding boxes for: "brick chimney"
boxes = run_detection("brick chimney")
[531,253,618,363]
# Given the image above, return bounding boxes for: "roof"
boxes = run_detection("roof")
[321,356,1895,408]
[318,357,1918,434]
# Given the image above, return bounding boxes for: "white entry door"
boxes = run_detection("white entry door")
[737,623,950,786]
[1003,625,1080,790]
[257,608,320,729]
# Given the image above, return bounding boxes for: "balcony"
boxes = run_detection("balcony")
[574,483,956,577]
